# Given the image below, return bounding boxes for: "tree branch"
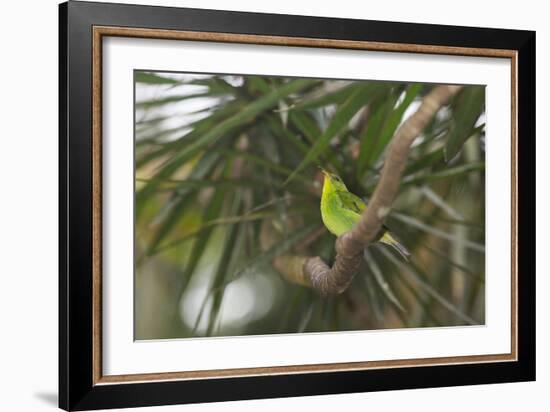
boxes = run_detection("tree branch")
[279,85,463,295]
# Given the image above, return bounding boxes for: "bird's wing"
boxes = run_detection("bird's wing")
[337,190,397,241]
[336,190,366,214]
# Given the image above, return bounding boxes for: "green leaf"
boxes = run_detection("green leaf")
[136,115,170,127]
[136,125,190,145]
[136,93,212,109]
[135,103,242,169]
[372,84,422,163]
[362,268,384,325]
[155,208,311,255]
[356,93,398,174]
[289,111,321,144]
[141,150,220,251]
[403,162,485,186]
[138,177,271,192]
[404,147,445,176]
[389,211,483,230]
[358,84,421,175]
[286,83,387,184]
[444,86,485,161]
[392,267,442,327]
[146,193,199,255]
[192,217,246,336]
[206,197,243,336]
[298,303,316,333]
[380,247,479,325]
[364,249,406,312]
[293,82,357,110]
[264,115,309,155]
[419,186,464,220]
[175,188,228,298]
[391,212,485,253]
[245,76,273,94]
[221,150,312,186]
[232,224,319,279]
[419,242,484,283]
[138,79,316,204]
[135,72,182,85]
[278,289,305,332]
[190,77,239,95]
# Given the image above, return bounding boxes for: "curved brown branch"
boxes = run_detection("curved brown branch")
[280,84,463,295]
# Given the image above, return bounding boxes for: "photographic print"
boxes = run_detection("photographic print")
[134,71,486,340]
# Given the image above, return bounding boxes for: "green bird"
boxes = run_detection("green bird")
[319,168,410,259]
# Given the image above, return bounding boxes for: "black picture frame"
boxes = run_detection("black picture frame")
[59,1,535,410]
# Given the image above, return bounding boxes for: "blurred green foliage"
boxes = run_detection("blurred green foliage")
[134,71,486,339]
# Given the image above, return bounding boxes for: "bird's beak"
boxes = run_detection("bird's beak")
[318,166,329,176]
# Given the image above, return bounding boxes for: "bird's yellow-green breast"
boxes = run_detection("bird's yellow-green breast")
[319,169,410,259]
[320,170,364,236]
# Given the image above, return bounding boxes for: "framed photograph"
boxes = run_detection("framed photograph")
[59,1,535,410]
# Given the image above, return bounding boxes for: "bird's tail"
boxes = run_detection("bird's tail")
[379,231,410,261]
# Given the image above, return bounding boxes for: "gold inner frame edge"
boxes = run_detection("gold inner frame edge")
[91,26,518,385]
